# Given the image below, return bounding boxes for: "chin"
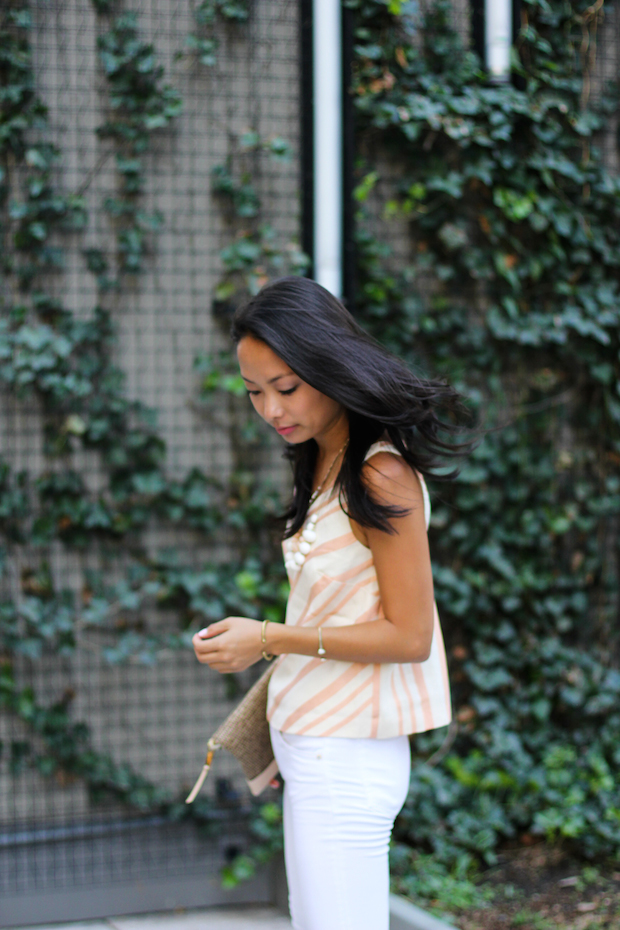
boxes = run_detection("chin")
[280,430,311,445]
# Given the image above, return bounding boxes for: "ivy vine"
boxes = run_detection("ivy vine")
[209,128,308,310]
[91,7,182,276]
[224,0,620,896]
[0,0,288,825]
[345,0,620,899]
[182,0,250,68]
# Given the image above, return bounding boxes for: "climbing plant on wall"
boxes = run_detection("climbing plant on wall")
[0,0,293,822]
[347,0,620,893]
[227,0,620,895]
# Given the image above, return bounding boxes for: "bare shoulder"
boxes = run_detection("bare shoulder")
[361,451,423,507]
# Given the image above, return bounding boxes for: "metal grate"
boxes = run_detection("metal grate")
[0,0,300,910]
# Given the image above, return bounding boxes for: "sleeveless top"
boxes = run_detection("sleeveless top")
[267,441,452,739]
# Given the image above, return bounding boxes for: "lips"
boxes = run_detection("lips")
[276,425,297,436]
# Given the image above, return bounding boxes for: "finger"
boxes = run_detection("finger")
[194,641,222,660]
[193,639,210,658]
[209,655,239,672]
[193,632,222,653]
[197,621,227,639]
[193,628,223,648]
[197,651,221,665]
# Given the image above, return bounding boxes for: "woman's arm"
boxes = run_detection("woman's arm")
[192,452,435,673]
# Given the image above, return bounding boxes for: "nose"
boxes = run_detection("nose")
[263,391,284,423]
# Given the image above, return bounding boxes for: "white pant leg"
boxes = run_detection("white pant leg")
[270,725,411,930]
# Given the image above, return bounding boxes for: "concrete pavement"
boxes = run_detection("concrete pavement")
[9,908,293,930]
[9,895,459,930]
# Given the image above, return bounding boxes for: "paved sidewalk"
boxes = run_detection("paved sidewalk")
[11,907,293,930]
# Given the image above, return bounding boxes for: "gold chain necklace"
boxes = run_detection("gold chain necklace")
[309,439,349,505]
[284,439,349,573]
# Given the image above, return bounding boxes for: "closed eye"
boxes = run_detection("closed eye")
[246,385,298,397]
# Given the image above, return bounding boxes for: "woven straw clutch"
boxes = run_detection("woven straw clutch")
[185,663,278,802]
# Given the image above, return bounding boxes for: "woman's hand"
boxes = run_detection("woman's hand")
[192,616,264,673]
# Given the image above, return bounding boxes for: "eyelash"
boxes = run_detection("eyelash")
[247,386,298,397]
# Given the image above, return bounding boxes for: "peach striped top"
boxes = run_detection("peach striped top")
[267,442,452,739]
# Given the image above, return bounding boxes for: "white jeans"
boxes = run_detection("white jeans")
[270,725,411,930]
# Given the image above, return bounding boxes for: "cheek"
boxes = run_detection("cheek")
[294,391,321,424]
[316,394,341,424]
[293,384,340,429]
[249,395,264,418]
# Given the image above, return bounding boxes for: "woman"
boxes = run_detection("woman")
[193,277,467,930]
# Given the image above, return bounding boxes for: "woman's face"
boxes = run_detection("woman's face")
[236,335,346,445]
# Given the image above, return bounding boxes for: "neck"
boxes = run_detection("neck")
[314,412,349,463]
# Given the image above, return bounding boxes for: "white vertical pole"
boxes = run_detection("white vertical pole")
[313,0,343,298]
[485,0,512,82]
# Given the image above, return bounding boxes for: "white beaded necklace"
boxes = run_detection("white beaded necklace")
[284,440,348,574]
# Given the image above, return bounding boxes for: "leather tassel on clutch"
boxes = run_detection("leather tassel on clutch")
[185,738,219,803]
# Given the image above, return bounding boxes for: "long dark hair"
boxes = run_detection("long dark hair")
[231,276,471,536]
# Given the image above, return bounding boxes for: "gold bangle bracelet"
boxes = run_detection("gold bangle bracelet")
[317,626,326,660]
[261,618,274,661]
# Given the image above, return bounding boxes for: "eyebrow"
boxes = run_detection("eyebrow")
[241,373,293,385]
